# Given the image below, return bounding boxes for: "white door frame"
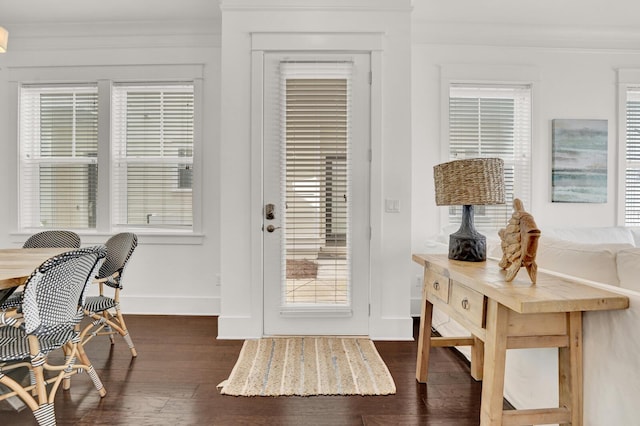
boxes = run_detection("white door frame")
[249,32,384,336]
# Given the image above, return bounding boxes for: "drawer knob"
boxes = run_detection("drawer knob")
[461,297,470,310]
[433,281,440,291]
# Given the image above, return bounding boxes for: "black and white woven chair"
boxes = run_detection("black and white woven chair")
[0,245,107,426]
[0,230,81,311]
[81,233,138,357]
[22,230,81,249]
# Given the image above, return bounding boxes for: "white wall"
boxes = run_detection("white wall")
[410,18,640,312]
[3,0,640,337]
[218,0,414,339]
[0,20,223,316]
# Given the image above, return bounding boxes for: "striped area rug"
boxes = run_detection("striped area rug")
[217,337,396,396]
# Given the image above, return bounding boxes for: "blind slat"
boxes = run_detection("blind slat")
[625,89,640,225]
[20,82,196,231]
[449,84,532,229]
[112,84,194,228]
[20,85,99,229]
[279,62,352,306]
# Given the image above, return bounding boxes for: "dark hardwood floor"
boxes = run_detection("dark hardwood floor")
[1,316,485,425]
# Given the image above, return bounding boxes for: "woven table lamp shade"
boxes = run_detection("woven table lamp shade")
[434,158,505,262]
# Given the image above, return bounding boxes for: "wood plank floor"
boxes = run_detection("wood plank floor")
[1,316,486,425]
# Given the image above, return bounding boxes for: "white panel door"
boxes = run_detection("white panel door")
[263,52,371,336]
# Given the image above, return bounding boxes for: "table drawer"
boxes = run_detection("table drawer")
[424,269,450,303]
[450,282,486,328]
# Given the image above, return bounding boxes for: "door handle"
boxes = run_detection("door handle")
[265,224,281,233]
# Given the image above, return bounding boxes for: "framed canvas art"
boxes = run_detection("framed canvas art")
[551,119,608,203]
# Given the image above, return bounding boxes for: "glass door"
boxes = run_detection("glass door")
[262,53,371,336]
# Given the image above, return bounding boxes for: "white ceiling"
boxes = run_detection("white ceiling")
[0,0,637,29]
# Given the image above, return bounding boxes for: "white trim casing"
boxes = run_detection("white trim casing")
[220,0,413,340]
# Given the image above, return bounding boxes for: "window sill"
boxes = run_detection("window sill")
[279,305,353,318]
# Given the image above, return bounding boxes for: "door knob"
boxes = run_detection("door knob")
[265,225,281,233]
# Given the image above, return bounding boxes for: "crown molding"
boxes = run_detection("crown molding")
[412,20,640,51]
[3,20,222,51]
[219,0,412,13]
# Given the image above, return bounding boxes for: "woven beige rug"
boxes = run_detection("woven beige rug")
[217,337,396,396]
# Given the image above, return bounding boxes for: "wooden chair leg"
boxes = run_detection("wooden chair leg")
[0,374,39,412]
[61,343,74,391]
[32,402,56,426]
[102,311,116,344]
[1,366,58,425]
[75,343,107,397]
[114,309,137,357]
[29,336,48,404]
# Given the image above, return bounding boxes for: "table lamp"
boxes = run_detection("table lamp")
[0,27,7,53]
[434,157,505,262]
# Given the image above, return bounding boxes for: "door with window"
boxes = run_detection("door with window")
[262,53,371,335]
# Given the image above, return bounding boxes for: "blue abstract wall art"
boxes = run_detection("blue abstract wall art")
[552,119,608,203]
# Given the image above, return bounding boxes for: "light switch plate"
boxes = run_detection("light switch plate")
[385,199,400,213]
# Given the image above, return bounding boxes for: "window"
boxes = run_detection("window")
[447,84,532,230]
[280,61,352,305]
[20,85,99,229]
[624,87,640,225]
[19,80,198,235]
[112,83,194,228]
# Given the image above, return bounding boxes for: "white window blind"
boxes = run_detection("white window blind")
[279,61,352,306]
[19,84,98,229]
[625,88,640,225]
[448,84,532,229]
[111,83,194,229]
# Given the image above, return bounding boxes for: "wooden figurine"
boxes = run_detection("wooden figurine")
[498,198,541,283]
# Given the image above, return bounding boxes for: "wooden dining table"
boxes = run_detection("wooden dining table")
[0,247,74,303]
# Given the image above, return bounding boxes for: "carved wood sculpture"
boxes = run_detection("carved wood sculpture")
[498,198,541,283]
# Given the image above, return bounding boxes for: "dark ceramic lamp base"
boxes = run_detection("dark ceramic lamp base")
[448,205,487,262]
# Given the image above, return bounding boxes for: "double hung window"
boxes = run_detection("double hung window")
[19,81,197,234]
[623,87,640,225]
[111,83,194,228]
[20,85,99,229]
[447,84,532,230]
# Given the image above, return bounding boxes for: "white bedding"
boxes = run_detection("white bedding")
[581,280,640,425]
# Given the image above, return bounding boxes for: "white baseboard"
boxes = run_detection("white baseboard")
[113,298,417,340]
[369,316,414,341]
[411,297,422,317]
[217,315,263,339]
[118,296,220,316]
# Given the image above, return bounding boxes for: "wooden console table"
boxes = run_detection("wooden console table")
[413,253,629,426]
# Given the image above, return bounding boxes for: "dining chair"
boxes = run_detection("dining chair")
[0,230,81,311]
[22,230,81,249]
[81,232,138,357]
[0,245,107,426]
